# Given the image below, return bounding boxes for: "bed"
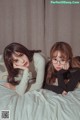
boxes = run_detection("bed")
[0,55,80,120]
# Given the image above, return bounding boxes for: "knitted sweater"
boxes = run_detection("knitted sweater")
[16,53,45,95]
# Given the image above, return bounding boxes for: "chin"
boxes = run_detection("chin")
[56,69,60,71]
[55,67,62,71]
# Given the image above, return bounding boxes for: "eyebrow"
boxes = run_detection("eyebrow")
[53,56,64,58]
[52,56,67,61]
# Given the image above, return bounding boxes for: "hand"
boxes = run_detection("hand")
[62,90,67,95]
[13,63,29,70]
[3,83,16,90]
[63,62,69,70]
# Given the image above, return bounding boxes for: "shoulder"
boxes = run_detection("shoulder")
[33,53,45,66]
[33,53,45,62]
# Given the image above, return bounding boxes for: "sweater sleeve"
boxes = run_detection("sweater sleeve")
[15,68,30,95]
[44,83,64,94]
[29,53,45,91]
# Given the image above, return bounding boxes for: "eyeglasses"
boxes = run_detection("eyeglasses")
[52,58,67,65]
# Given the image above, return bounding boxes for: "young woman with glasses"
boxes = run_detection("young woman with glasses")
[43,41,80,95]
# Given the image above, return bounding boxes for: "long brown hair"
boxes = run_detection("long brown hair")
[46,41,73,84]
[72,56,80,68]
[3,42,41,85]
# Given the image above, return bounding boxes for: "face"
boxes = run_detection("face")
[52,51,68,71]
[12,52,30,68]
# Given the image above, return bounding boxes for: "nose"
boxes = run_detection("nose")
[57,61,61,65]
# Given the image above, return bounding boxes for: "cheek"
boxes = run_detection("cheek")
[25,57,29,64]
[52,62,56,69]
[26,59,29,63]
[53,64,57,69]
[52,63,63,71]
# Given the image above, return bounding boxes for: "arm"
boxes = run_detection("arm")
[44,83,64,94]
[29,53,45,91]
[56,69,69,91]
[15,68,30,95]
[43,69,68,94]
[66,68,80,91]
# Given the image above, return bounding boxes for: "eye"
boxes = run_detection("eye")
[13,59,18,63]
[52,58,57,61]
[61,59,65,62]
[19,53,24,56]
[60,59,66,64]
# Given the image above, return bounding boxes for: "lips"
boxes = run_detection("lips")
[56,67,61,70]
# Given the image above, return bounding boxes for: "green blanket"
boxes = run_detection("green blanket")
[0,84,80,120]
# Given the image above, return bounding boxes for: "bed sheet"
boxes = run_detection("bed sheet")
[0,85,80,120]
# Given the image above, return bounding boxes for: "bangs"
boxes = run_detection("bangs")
[52,50,69,60]
[12,52,23,61]
[50,42,73,61]
[13,51,22,56]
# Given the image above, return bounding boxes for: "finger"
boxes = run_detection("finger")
[13,64,21,69]
[63,62,69,70]
[13,64,17,68]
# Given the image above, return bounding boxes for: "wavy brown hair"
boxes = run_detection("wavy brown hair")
[3,42,41,85]
[46,41,73,84]
[72,56,80,68]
